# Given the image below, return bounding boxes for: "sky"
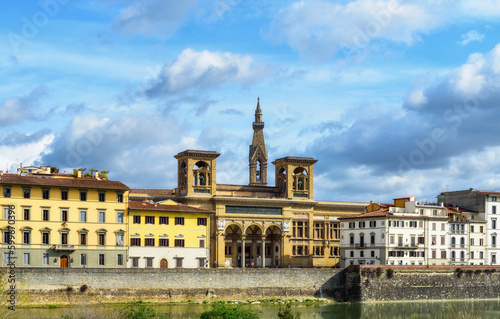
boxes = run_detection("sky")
[1,0,500,203]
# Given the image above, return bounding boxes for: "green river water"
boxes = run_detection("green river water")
[6,300,500,318]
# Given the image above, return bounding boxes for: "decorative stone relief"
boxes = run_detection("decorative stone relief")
[217,219,225,230]
[282,220,290,232]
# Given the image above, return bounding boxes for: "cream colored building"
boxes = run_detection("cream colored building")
[130,99,366,268]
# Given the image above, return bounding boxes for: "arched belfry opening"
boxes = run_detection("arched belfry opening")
[174,150,220,196]
[249,98,268,186]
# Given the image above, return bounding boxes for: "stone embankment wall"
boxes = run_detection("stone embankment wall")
[345,265,500,302]
[14,268,344,305]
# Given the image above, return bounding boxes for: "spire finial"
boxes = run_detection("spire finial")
[256,97,262,114]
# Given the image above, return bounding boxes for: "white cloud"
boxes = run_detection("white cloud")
[0,85,48,125]
[460,30,485,46]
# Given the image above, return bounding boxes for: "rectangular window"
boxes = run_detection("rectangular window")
[23,208,30,221]
[42,209,49,221]
[471,251,474,260]
[98,192,106,202]
[389,235,394,244]
[42,189,50,199]
[441,251,447,259]
[480,239,484,246]
[23,188,30,199]
[160,216,168,225]
[146,258,153,268]
[480,226,484,232]
[80,233,87,245]
[62,210,68,222]
[480,252,484,259]
[80,211,86,223]
[493,206,497,214]
[431,236,436,245]
[42,253,49,265]
[117,212,124,224]
[199,258,205,268]
[441,236,445,245]
[23,231,30,244]
[133,215,141,224]
[359,221,365,228]
[61,232,68,245]
[199,239,205,248]
[159,238,169,247]
[371,235,375,244]
[432,223,436,231]
[176,258,183,268]
[116,234,124,246]
[42,232,50,244]
[132,257,139,268]
[80,191,87,201]
[197,217,207,226]
[61,190,68,200]
[3,231,9,244]
[23,253,30,265]
[117,193,124,203]
[471,238,474,246]
[494,196,498,202]
[117,254,124,266]
[4,253,10,265]
[493,219,497,230]
[370,221,376,227]
[98,254,105,266]
[3,187,11,198]
[131,238,141,246]
[145,216,155,224]
[471,226,474,233]
[145,238,155,246]
[3,207,9,220]
[175,217,185,225]
[175,239,185,247]
[98,233,105,246]
[99,211,105,223]
[292,221,308,238]
[432,251,436,259]
[492,236,497,246]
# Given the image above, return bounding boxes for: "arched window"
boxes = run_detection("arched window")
[179,161,187,187]
[193,161,210,187]
[460,237,465,245]
[292,167,308,192]
[256,161,261,181]
[451,237,456,245]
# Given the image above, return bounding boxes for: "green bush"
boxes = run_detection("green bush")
[277,301,301,319]
[199,301,259,319]
[121,300,168,319]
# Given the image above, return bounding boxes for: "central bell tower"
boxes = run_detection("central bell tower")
[249,98,268,186]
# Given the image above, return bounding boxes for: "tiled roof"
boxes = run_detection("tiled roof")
[477,190,500,196]
[0,174,129,190]
[393,196,413,200]
[128,200,213,213]
[130,189,174,196]
[339,209,392,219]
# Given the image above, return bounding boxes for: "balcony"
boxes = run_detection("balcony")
[355,243,366,249]
[52,244,75,251]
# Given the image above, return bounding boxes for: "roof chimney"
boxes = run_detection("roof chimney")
[47,166,51,173]
[94,171,99,178]
[77,170,82,178]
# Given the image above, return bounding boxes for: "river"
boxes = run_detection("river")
[6,300,500,318]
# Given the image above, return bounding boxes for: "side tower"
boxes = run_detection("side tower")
[272,156,318,200]
[174,150,220,197]
[249,98,268,186]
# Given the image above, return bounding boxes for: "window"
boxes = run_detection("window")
[23,209,30,221]
[175,217,184,225]
[80,211,87,222]
[98,192,106,202]
[3,207,9,220]
[349,222,355,229]
[61,232,68,245]
[432,251,436,259]
[42,209,49,221]
[116,233,124,246]
[42,189,50,199]
[350,251,354,257]
[433,210,438,216]
[132,257,139,267]
[480,226,484,232]
[493,219,497,230]
[199,258,206,268]
[480,252,484,259]
[133,215,141,224]
[145,216,154,224]
[23,253,30,265]
[471,251,474,259]
[371,235,375,244]
[350,235,354,245]
[175,239,185,247]
[3,231,9,244]
[98,233,105,245]
[441,223,445,231]
[61,190,68,200]
[23,188,30,199]
[359,221,365,228]
[4,253,10,265]
[314,223,324,239]
[23,231,30,244]
[98,254,105,266]
[292,221,308,238]
[418,237,425,244]
[370,221,376,227]
[99,211,105,223]
[117,193,124,203]
[117,254,124,266]
[471,226,474,233]
[80,233,87,245]
[146,258,153,268]
[62,210,68,222]
[480,239,484,246]
[117,212,124,224]
[197,217,207,226]
[471,238,474,246]
[160,216,168,225]
[441,251,447,259]
[131,238,141,246]
[3,187,11,198]
[42,253,49,265]
[441,236,445,245]
[42,232,50,244]
[80,191,87,201]
[493,206,497,214]
[493,196,498,202]
[176,258,183,268]
[330,223,339,239]
[432,223,436,231]
[389,235,394,244]
[159,239,169,247]
[199,239,205,248]
[492,236,497,247]
[145,238,155,246]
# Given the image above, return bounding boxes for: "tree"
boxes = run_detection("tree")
[277,301,301,319]
[199,302,259,319]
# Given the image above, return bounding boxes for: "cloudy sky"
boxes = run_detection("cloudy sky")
[2,0,500,203]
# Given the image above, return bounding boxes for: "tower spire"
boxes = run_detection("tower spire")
[249,97,268,186]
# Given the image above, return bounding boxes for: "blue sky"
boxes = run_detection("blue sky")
[2,0,500,203]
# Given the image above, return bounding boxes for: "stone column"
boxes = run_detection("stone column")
[241,235,246,268]
[232,240,237,268]
[261,235,267,268]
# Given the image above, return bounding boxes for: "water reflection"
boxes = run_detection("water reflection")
[8,300,500,319]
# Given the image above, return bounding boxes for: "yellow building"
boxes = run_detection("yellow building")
[0,167,129,268]
[130,99,367,268]
[127,200,212,268]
